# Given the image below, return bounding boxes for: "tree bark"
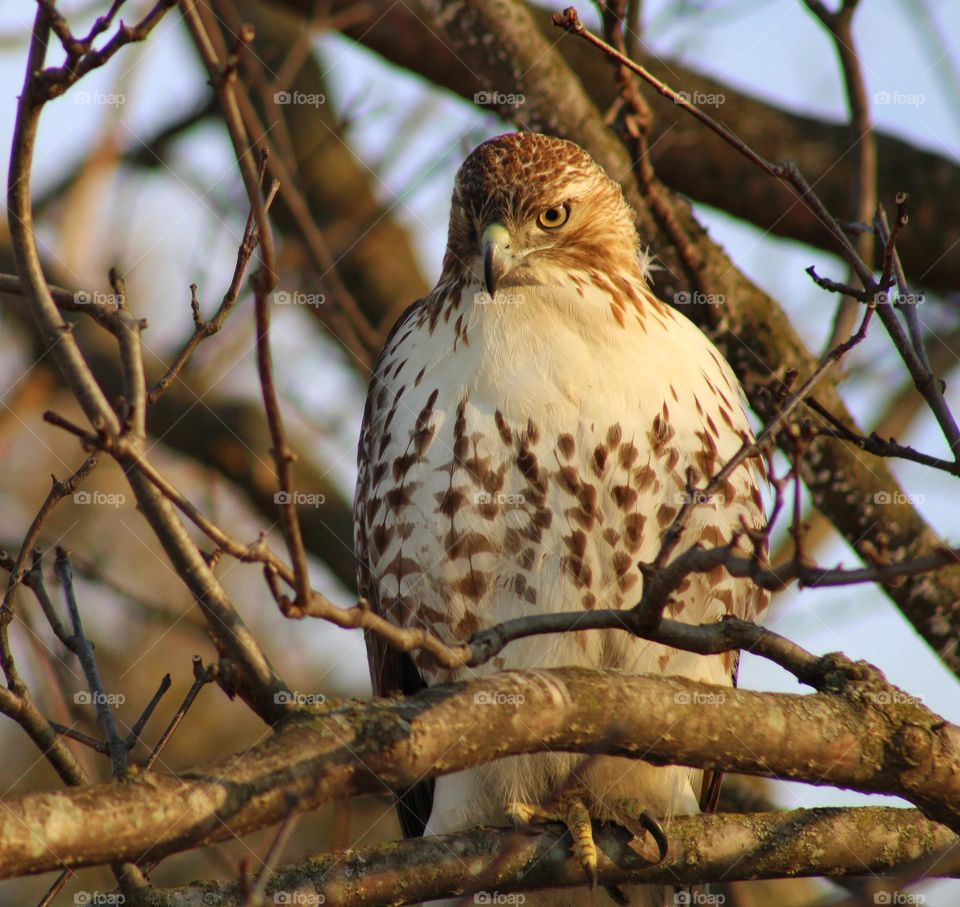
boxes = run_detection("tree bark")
[2,669,958,879]
[134,808,959,906]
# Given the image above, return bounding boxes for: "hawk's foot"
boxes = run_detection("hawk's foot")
[506,794,600,887]
[506,791,669,888]
[506,794,669,890]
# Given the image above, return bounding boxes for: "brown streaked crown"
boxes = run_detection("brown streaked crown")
[441,132,640,279]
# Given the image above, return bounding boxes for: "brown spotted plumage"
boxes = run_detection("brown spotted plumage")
[354,132,768,907]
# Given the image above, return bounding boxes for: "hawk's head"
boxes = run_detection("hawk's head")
[442,132,641,296]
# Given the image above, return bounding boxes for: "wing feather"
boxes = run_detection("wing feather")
[355,299,435,837]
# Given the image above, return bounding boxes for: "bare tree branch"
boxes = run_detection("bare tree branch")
[7,2,290,724]
[803,0,877,349]
[126,808,959,905]
[1,667,959,879]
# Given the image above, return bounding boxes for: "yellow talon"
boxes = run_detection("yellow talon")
[505,801,541,825]
[563,797,598,888]
[506,793,667,894]
[504,797,600,888]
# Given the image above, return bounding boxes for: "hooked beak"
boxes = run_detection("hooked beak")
[482,223,513,296]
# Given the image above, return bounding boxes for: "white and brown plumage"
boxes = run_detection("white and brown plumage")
[355,132,768,906]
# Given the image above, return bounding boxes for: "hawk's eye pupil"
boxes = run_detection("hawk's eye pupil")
[538,204,569,229]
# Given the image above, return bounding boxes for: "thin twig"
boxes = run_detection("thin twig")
[553,8,876,288]
[877,194,930,369]
[144,656,215,771]
[196,0,375,357]
[553,8,960,462]
[180,1,313,608]
[803,395,960,475]
[869,279,960,457]
[148,175,281,405]
[49,722,108,753]
[636,302,874,626]
[34,867,73,907]
[125,673,172,750]
[254,275,313,606]
[804,0,876,349]
[241,794,301,907]
[31,0,176,101]
[1,453,98,614]
[37,411,326,612]
[231,86,378,361]
[55,549,128,776]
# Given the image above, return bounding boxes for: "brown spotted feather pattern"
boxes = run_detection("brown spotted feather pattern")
[355,132,768,907]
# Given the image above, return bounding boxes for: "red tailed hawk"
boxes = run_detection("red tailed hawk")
[355,132,768,906]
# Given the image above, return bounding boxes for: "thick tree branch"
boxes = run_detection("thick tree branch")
[131,808,958,905]
[2,668,959,879]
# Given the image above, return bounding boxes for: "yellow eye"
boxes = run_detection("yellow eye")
[537,203,570,229]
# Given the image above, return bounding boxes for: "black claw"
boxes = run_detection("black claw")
[605,884,629,905]
[584,861,599,889]
[637,809,669,861]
